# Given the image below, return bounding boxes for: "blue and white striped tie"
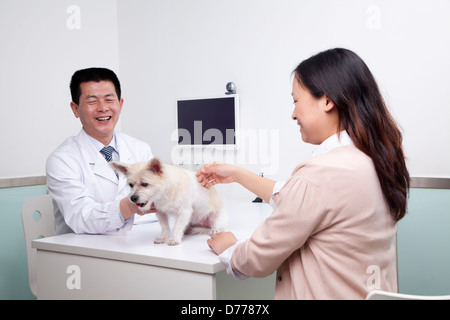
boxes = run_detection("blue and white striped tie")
[100,146,114,162]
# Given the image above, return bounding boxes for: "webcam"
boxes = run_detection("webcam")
[225,82,236,95]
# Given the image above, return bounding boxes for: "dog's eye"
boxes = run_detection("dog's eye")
[129,183,134,188]
[141,182,149,187]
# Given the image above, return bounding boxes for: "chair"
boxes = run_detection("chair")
[366,289,450,300]
[21,194,54,298]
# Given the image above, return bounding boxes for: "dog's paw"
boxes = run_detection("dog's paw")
[167,238,181,246]
[154,237,167,244]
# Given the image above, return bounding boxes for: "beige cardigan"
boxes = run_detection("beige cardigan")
[231,145,398,299]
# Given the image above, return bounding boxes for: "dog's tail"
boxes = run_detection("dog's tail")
[185,226,211,235]
[185,226,223,235]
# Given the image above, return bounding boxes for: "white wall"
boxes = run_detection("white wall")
[1,0,450,180]
[117,0,450,181]
[0,0,120,178]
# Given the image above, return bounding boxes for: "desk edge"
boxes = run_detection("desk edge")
[32,239,225,274]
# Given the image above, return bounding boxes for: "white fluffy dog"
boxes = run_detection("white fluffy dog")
[110,158,227,246]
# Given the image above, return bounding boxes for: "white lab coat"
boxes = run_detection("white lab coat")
[46,129,153,235]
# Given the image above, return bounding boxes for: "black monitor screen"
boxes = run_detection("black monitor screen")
[177,96,237,146]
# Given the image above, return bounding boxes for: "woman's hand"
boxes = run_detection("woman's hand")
[197,162,276,203]
[207,232,238,255]
[196,162,237,187]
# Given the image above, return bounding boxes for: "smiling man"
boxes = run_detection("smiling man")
[46,68,156,235]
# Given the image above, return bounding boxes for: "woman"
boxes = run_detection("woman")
[196,48,410,299]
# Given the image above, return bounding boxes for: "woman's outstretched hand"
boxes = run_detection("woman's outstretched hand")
[196,162,237,187]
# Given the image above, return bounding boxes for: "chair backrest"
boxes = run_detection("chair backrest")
[366,289,450,300]
[21,194,54,298]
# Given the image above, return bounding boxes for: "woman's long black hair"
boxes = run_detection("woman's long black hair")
[294,48,410,221]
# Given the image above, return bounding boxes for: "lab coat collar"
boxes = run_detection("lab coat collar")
[114,132,137,190]
[76,129,119,185]
[115,131,136,164]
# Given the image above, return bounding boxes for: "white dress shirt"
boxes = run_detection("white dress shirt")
[87,133,120,163]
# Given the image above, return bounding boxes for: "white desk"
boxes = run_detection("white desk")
[32,200,276,299]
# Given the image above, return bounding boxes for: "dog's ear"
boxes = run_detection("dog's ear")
[110,162,129,176]
[148,158,163,175]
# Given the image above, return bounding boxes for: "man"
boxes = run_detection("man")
[46,67,155,235]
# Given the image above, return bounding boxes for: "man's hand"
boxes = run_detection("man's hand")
[120,198,157,220]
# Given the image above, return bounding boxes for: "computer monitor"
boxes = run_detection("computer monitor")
[176,94,239,148]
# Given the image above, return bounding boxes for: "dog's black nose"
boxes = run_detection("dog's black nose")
[130,195,138,203]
